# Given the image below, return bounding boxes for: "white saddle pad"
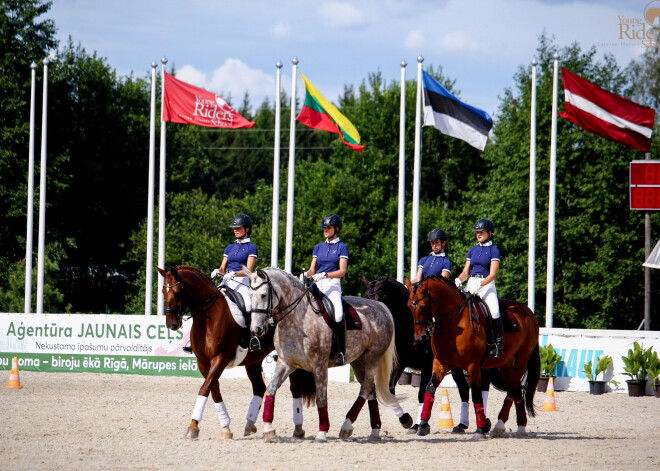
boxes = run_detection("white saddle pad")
[223,295,249,368]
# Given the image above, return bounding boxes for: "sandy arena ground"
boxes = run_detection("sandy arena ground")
[1,370,659,470]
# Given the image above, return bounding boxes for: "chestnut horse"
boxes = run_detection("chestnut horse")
[246,267,397,442]
[405,275,540,436]
[157,265,313,440]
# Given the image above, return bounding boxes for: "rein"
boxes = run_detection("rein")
[252,271,318,325]
[412,280,482,336]
[164,276,221,321]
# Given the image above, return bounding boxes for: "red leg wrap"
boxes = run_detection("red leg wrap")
[318,406,330,432]
[368,399,381,430]
[346,396,366,423]
[263,395,275,423]
[420,392,435,422]
[498,396,514,424]
[474,403,486,429]
[514,398,527,427]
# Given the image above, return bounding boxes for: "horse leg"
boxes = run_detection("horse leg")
[468,365,491,435]
[340,359,369,439]
[243,363,266,437]
[512,387,529,436]
[187,356,228,440]
[388,362,413,429]
[288,370,308,439]
[417,357,449,436]
[313,365,330,443]
[262,360,295,442]
[451,367,470,433]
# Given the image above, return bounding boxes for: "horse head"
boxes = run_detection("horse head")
[156,266,186,331]
[404,277,434,347]
[245,266,278,338]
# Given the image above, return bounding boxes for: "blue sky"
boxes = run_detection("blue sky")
[48,0,652,118]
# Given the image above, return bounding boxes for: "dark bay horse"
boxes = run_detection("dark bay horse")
[362,275,492,434]
[246,267,397,442]
[405,275,540,436]
[157,266,313,440]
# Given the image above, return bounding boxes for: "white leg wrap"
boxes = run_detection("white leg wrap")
[292,397,304,426]
[460,402,470,426]
[246,395,263,423]
[416,403,423,424]
[390,402,404,418]
[482,391,489,413]
[191,395,208,422]
[214,401,231,428]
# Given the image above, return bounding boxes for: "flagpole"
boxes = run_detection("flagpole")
[545,53,560,328]
[397,59,407,283]
[284,57,298,273]
[144,62,157,316]
[410,55,423,279]
[271,61,283,267]
[527,58,538,312]
[24,62,37,314]
[157,56,168,317]
[36,58,49,315]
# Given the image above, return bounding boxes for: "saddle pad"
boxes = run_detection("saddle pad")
[315,298,362,330]
[470,298,520,333]
[220,292,246,328]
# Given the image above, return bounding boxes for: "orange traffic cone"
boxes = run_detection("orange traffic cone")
[5,356,23,389]
[436,388,455,429]
[540,376,558,412]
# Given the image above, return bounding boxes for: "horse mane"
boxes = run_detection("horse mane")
[374,276,409,299]
[260,266,305,289]
[174,265,215,287]
[423,275,467,298]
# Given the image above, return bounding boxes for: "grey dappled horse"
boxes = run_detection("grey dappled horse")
[245,267,398,442]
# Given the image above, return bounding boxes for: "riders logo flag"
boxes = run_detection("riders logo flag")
[296,71,365,152]
[162,72,255,129]
[560,68,655,151]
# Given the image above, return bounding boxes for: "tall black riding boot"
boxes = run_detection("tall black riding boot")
[245,311,261,351]
[335,318,346,365]
[490,316,503,358]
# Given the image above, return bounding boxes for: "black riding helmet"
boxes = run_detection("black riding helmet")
[473,218,495,233]
[427,228,448,242]
[319,213,343,230]
[230,214,253,236]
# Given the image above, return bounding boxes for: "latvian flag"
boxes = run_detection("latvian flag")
[560,68,655,151]
[422,70,493,151]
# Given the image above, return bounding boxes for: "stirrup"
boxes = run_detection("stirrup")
[336,352,346,366]
[182,345,193,354]
[249,336,262,352]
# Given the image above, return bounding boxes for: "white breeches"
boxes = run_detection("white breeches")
[223,276,252,313]
[472,278,500,319]
[316,277,343,322]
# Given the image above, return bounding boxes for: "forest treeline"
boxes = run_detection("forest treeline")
[2,0,660,329]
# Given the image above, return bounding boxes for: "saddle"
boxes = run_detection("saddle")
[468,296,520,345]
[309,283,362,331]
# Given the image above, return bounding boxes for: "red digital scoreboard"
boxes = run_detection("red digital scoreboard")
[630,160,660,210]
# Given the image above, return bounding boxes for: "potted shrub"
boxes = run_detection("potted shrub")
[621,341,654,397]
[539,344,562,393]
[646,350,660,398]
[582,355,613,395]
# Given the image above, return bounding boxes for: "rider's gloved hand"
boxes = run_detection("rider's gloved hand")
[454,277,462,288]
[223,271,236,282]
[312,272,326,282]
[466,277,481,295]
[211,268,221,279]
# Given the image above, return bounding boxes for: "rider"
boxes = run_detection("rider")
[304,213,349,365]
[454,218,502,358]
[411,228,451,283]
[211,214,260,351]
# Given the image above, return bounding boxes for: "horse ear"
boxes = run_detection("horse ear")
[244,265,257,281]
[156,267,167,278]
[360,273,370,287]
[403,277,413,291]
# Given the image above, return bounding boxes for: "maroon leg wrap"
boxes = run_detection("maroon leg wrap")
[346,396,366,423]
[498,396,514,424]
[318,406,330,432]
[514,398,527,427]
[474,403,486,429]
[263,395,275,423]
[420,392,435,422]
[368,399,381,430]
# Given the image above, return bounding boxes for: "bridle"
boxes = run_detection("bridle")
[164,274,220,323]
[251,271,318,326]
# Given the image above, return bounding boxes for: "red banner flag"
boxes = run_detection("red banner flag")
[162,71,255,129]
[560,68,655,151]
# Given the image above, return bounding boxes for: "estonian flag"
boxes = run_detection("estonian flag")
[422,70,493,151]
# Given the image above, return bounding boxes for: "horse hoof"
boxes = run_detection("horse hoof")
[399,413,413,429]
[220,427,233,440]
[475,419,492,436]
[407,424,419,435]
[264,429,277,443]
[339,419,354,439]
[292,425,305,439]
[515,426,528,437]
[244,423,257,437]
[185,427,199,440]
[491,427,507,438]
[416,423,430,436]
[452,423,468,434]
[369,429,381,441]
[315,431,328,443]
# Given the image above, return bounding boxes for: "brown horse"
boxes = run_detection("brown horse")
[405,275,540,436]
[157,265,313,440]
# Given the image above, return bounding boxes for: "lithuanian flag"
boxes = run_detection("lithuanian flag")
[296,72,365,152]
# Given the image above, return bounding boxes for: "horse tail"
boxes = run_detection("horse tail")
[374,332,399,405]
[288,369,317,408]
[523,342,541,418]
